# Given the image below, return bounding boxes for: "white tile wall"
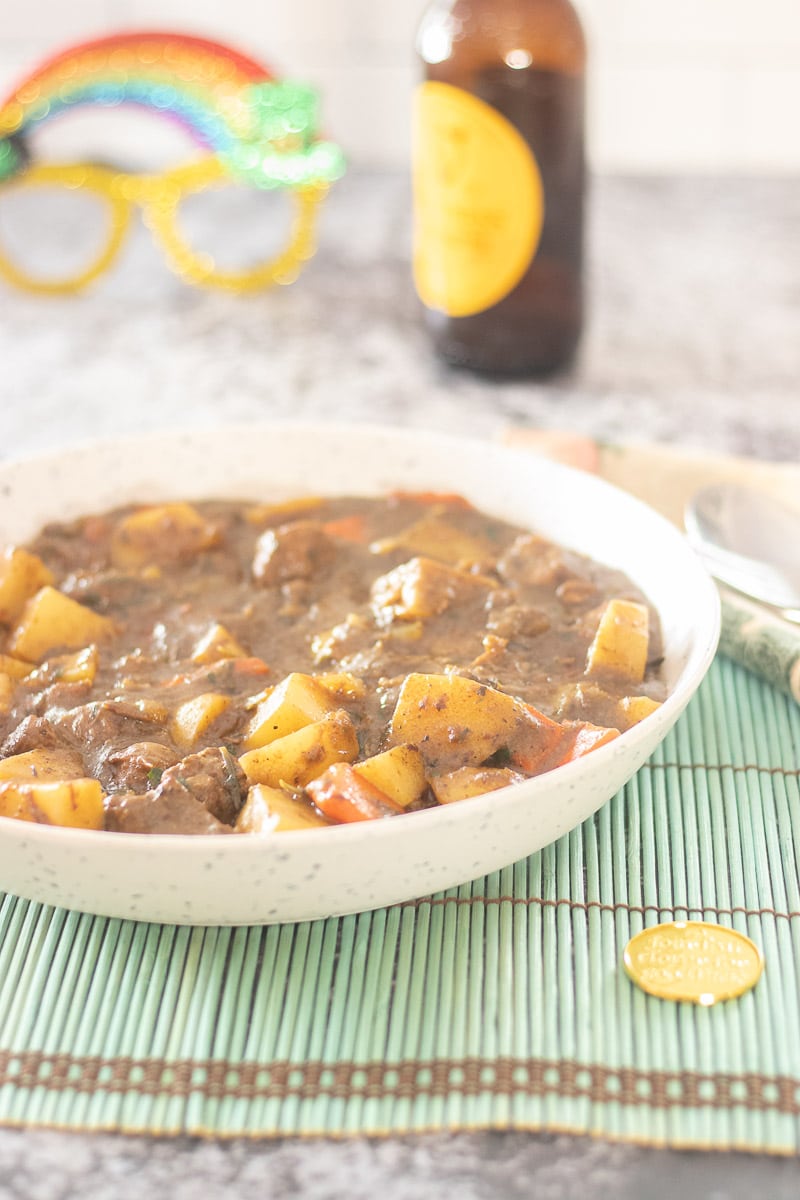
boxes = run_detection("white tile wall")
[2,0,799,173]
[578,0,800,172]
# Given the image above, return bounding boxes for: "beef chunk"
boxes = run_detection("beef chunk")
[156,746,246,825]
[104,747,246,834]
[104,789,231,835]
[486,604,550,639]
[50,700,167,775]
[62,567,154,613]
[29,682,93,720]
[101,741,180,793]
[555,578,600,608]
[2,715,68,757]
[252,521,335,586]
[497,534,572,589]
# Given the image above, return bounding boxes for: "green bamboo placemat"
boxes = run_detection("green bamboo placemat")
[0,654,799,1151]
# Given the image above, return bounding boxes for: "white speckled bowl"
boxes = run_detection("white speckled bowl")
[0,424,719,925]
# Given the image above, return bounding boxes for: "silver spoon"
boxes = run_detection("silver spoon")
[685,481,800,623]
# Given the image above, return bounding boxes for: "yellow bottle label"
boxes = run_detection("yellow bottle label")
[413,80,544,318]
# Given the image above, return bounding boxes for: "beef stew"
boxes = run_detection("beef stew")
[0,492,665,834]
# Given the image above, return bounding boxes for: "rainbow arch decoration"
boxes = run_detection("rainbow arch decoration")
[0,30,345,187]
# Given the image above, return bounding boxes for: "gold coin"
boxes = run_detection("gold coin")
[623,921,764,1005]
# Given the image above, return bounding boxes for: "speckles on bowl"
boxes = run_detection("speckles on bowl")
[0,424,719,925]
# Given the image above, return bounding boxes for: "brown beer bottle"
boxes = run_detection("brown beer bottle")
[413,0,586,376]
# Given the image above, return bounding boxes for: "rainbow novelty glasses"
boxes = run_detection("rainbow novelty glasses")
[0,33,345,294]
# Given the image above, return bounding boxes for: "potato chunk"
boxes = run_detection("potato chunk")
[191,623,247,664]
[371,556,494,621]
[55,645,99,685]
[0,747,86,783]
[353,745,428,809]
[618,695,662,726]
[171,692,233,749]
[0,673,13,714]
[387,673,535,772]
[243,672,335,751]
[236,784,330,832]
[110,502,219,569]
[8,587,115,662]
[315,672,367,703]
[0,653,35,679]
[0,547,54,625]
[244,497,324,526]
[370,511,492,565]
[585,599,649,684]
[430,766,525,805]
[0,778,104,830]
[28,645,99,687]
[239,709,359,788]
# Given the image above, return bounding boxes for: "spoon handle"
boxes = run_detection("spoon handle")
[718,587,800,703]
[715,578,800,626]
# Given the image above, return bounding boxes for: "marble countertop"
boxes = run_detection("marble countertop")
[2,173,799,463]
[1,172,800,1198]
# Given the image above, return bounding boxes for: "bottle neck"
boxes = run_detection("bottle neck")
[418,0,586,75]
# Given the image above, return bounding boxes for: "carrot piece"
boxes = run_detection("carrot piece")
[306,763,404,823]
[389,491,474,510]
[322,514,368,543]
[511,705,620,776]
[522,702,563,731]
[230,657,271,679]
[509,703,575,775]
[553,723,620,766]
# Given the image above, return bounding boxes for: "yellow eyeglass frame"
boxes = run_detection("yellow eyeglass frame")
[0,157,327,295]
